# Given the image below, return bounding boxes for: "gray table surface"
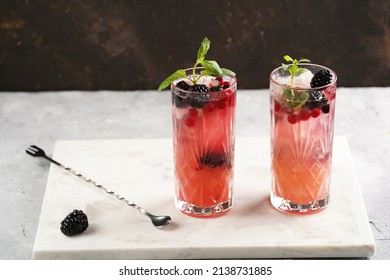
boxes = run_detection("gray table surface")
[1,88,389,260]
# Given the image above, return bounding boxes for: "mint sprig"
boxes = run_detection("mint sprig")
[282,55,310,87]
[280,55,311,110]
[157,37,235,91]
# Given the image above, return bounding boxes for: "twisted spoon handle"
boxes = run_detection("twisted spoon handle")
[47,156,149,216]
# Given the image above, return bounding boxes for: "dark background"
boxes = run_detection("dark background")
[1,0,389,91]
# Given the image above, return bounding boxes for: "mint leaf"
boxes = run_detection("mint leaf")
[282,63,289,71]
[282,88,295,99]
[221,68,235,76]
[197,37,210,63]
[287,101,301,108]
[157,69,186,91]
[298,58,310,63]
[281,88,309,109]
[298,90,309,101]
[283,55,293,62]
[200,60,223,76]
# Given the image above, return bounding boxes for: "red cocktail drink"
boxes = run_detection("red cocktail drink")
[172,71,237,217]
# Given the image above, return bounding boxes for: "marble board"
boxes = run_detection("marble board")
[33,137,376,259]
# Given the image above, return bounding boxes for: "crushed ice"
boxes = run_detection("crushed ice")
[278,70,314,88]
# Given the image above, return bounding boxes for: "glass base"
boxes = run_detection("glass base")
[175,198,232,218]
[270,192,329,215]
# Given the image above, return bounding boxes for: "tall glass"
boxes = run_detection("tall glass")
[171,68,237,217]
[270,64,337,214]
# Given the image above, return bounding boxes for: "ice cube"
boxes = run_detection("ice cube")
[197,75,214,86]
[175,107,189,120]
[276,70,314,89]
[292,70,314,88]
[276,75,292,87]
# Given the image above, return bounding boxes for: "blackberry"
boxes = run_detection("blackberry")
[306,90,328,109]
[199,152,229,168]
[187,93,210,108]
[190,84,209,93]
[185,84,210,108]
[210,86,223,92]
[173,83,211,108]
[309,89,323,100]
[172,81,191,108]
[322,104,330,114]
[60,210,89,236]
[172,93,187,108]
[310,69,332,88]
[176,80,190,91]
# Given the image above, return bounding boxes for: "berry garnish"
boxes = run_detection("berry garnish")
[190,84,209,93]
[222,81,231,89]
[172,94,187,108]
[308,89,323,101]
[274,102,281,112]
[173,84,210,108]
[321,104,330,114]
[210,86,223,92]
[184,117,196,127]
[306,89,325,109]
[299,108,311,121]
[176,80,190,91]
[216,76,223,85]
[275,56,333,122]
[287,113,299,124]
[157,37,235,91]
[189,108,198,117]
[199,152,228,168]
[310,108,321,118]
[60,210,89,237]
[310,69,332,88]
[187,92,210,108]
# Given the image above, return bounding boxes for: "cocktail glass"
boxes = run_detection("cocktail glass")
[171,68,237,217]
[270,63,337,214]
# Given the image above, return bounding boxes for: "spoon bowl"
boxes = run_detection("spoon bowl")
[149,214,172,228]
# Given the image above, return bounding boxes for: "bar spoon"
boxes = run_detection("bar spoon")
[26,145,172,228]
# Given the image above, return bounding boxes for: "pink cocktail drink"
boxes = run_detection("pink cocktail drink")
[158,38,237,217]
[270,58,337,214]
[172,72,237,216]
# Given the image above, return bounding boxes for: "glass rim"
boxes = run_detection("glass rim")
[270,63,337,90]
[171,67,237,94]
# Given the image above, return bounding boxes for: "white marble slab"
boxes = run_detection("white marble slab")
[33,136,375,259]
